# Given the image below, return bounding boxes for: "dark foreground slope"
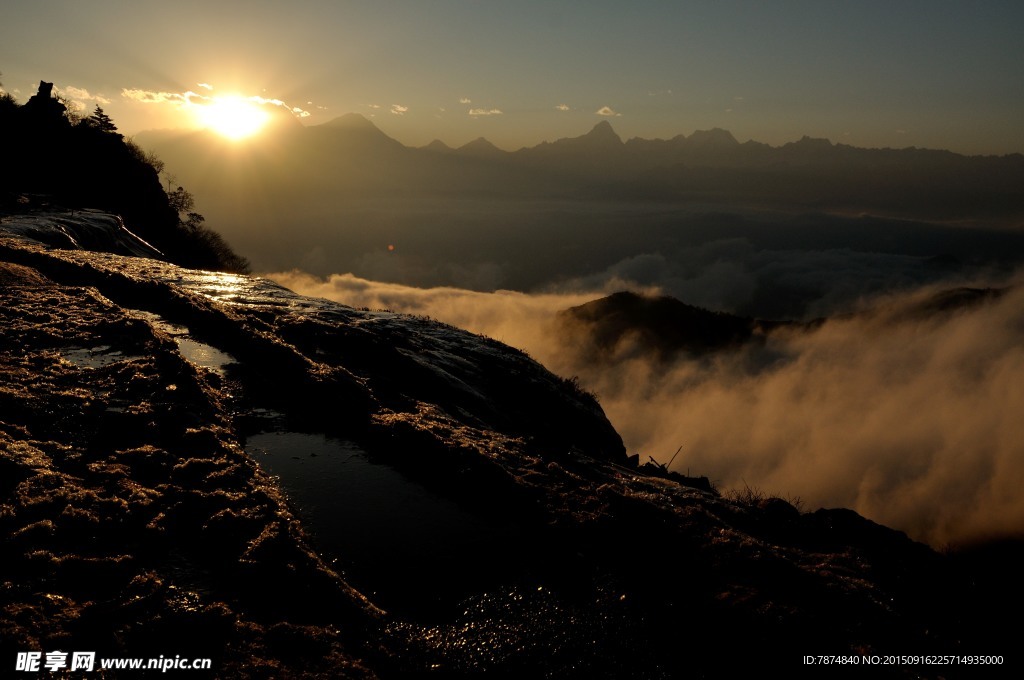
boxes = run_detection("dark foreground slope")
[0,221,1017,678]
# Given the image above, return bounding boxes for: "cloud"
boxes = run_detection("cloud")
[468,108,503,116]
[266,270,597,352]
[263,267,1024,548]
[59,85,111,107]
[241,95,310,117]
[459,97,472,104]
[122,87,311,121]
[595,106,621,117]
[249,95,284,107]
[555,103,570,111]
[569,281,1024,548]
[197,82,213,90]
[121,88,191,105]
[391,104,408,115]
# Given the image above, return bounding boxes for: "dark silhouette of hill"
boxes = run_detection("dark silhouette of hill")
[517,120,625,157]
[0,82,248,272]
[311,112,408,154]
[558,291,794,363]
[422,138,454,153]
[560,285,1016,369]
[881,285,1011,325]
[456,136,507,159]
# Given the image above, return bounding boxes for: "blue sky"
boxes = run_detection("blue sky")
[2,0,1022,153]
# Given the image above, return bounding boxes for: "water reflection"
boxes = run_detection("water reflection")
[246,431,525,614]
[60,345,145,369]
[127,309,237,375]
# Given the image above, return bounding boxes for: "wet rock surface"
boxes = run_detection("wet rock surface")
[0,258,378,678]
[1,223,1018,677]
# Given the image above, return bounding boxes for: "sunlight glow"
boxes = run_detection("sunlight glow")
[192,95,270,140]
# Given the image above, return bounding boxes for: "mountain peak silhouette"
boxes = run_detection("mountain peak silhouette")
[539,120,623,152]
[585,120,623,144]
[423,139,453,152]
[686,128,739,148]
[319,113,381,131]
[785,135,834,152]
[457,137,505,156]
[312,113,405,151]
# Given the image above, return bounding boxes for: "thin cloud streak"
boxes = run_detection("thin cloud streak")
[59,85,111,106]
[122,87,310,118]
[121,88,193,105]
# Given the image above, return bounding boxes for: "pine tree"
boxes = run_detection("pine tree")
[87,106,118,134]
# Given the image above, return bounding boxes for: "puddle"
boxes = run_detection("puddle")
[128,309,237,375]
[60,345,145,369]
[173,337,236,375]
[246,431,527,614]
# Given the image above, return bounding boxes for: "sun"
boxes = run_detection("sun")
[193,95,270,140]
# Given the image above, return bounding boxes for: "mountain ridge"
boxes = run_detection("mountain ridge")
[135,113,1024,226]
[137,112,1024,161]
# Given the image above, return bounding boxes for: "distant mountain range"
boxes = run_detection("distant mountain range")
[138,116,1024,226]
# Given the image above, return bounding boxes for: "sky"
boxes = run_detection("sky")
[2,0,1023,154]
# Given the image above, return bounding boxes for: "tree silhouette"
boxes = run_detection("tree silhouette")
[167,186,195,214]
[0,73,16,111]
[86,106,119,134]
[1,80,249,273]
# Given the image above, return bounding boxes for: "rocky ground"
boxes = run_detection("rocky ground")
[1,217,1019,677]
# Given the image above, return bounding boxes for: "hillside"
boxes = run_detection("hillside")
[0,81,248,273]
[558,290,783,362]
